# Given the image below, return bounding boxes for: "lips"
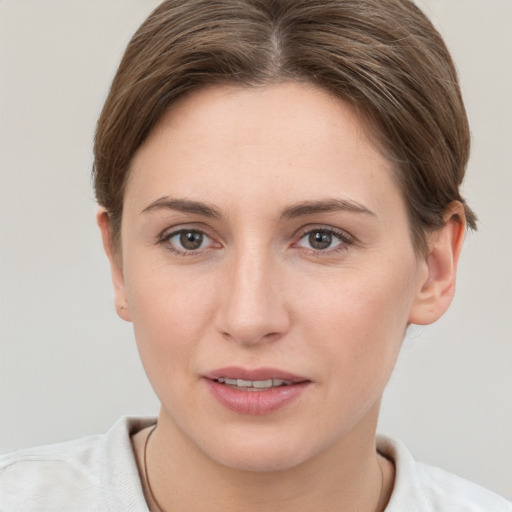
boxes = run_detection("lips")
[205,366,308,382]
[203,367,311,415]
[216,377,294,389]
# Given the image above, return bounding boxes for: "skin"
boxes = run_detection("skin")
[98,83,465,512]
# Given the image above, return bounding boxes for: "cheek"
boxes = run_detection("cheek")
[299,263,416,376]
[124,262,218,379]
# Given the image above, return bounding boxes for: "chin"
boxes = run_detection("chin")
[195,426,328,474]
[211,444,310,473]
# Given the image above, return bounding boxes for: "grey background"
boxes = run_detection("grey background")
[1,0,511,499]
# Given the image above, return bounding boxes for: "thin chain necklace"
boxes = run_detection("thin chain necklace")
[143,425,165,512]
[376,454,385,510]
[143,425,385,512]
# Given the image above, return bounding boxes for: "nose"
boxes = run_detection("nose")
[214,246,291,346]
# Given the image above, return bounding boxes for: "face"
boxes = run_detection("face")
[104,83,442,472]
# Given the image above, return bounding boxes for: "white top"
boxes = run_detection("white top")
[1,417,510,511]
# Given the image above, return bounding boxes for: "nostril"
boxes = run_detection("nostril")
[213,261,291,344]
[220,327,287,346]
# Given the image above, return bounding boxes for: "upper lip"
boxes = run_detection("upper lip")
[204,367,310,383]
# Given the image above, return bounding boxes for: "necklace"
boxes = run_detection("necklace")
[376,454,385,512]
[143,424,165,512]
[143,425,385,512]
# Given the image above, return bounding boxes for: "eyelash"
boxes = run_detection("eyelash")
[157,228,218,257]
[293,226,354,255]
[157,226,354,257]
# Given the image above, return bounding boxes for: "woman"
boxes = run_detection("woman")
[1,0,510,510]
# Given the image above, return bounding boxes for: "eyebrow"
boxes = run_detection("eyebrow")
[140,197,221,218]
[280,199,376,219]
[140,196,375,220]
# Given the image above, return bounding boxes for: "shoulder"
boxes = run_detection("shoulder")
[0,432,104,510]
[377,435,512,512]
[0,416,156,511]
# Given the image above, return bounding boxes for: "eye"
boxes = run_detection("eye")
[295,228,350,252]
[161,229,215,254]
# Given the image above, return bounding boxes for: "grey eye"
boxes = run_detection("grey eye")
[308,231,333,250]
[167,230,209,251]
[297,229,345,251]
[179,231,204,250]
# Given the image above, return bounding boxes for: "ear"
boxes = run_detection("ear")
[408,202,466,326]
[97,209,132,322]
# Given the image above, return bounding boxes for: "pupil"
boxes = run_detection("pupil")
[180,231,203,250]
[309,231,331,250]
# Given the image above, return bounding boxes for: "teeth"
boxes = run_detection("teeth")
[216,378,293,388]
[252,379,273,388]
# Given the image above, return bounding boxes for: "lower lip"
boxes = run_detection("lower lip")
[205,379,310,415]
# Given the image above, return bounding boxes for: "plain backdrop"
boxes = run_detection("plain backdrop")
[1,0,511,500]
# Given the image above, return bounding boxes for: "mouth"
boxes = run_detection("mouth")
[213,377,295,391]
[205,366,309,388]
[204,367,311,415]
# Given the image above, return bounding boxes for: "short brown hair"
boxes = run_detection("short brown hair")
[93,0,477,252]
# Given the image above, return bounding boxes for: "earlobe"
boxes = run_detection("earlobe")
[96,209,132,322]
[408,202,466,326]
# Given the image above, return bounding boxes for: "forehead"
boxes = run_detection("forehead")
[127,83,404,222]
[140,83,373,160]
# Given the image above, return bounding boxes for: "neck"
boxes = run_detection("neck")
[135,406,393,512]
[150,451,381,511]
